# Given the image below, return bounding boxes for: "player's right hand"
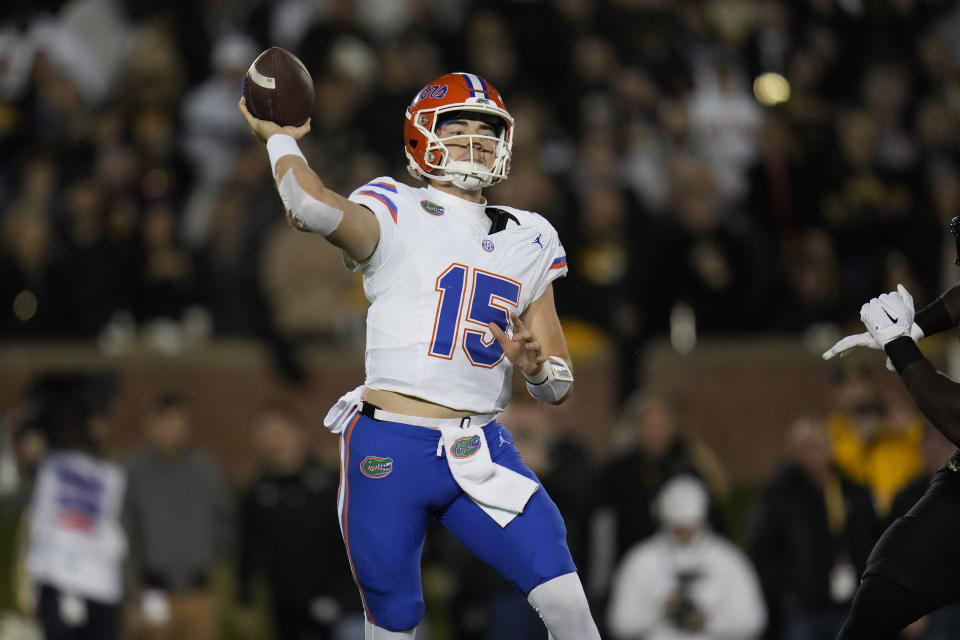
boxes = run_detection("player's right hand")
[860,284,917,347]
[823,284,922,361]
[238,97,311,143]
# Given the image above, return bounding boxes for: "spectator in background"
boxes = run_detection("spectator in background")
[23,372,126,640]
[744,115,817,263]
[819,108,915,307]
[687,53,763,204]
[564,182,645,402]
[125,392,233,640]
[606,475,766,640]
[826,363,924,519]
[0,200,70,336]
[236,403,362,640]
[747,416,877,640]
[58,176,125,337]
[179,32,260,248]
[5,410,49,508]
[133,200,196,333]
[770,229,844,332]
[592,392,728,611]
[636,153,771,336]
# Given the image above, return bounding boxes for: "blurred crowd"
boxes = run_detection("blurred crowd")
[3,0,960,396]
[1,364,958,640]
[4,0,960,639]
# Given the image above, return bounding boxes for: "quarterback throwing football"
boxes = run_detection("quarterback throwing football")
[240,72,600,639]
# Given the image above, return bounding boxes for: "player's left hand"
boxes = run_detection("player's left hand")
[489,312,545,377]
[860,284,915,347]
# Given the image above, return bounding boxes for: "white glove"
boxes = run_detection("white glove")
[860,284,916,346]
[823,284,921,360]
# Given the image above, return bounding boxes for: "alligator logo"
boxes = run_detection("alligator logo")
[450,435,482,459]
[421,200,445,216]
[360,456,393,478]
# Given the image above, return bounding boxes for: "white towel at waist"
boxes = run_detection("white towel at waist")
[438,423,539,527]
[322,385,365,434]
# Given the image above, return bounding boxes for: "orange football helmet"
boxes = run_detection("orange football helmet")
[404,72,514,190]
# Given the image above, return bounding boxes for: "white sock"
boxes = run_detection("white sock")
[527,572,601,640]
[364,618,416,639]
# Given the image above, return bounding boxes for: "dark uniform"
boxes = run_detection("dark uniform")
[837,270,960,638]
[238,456,359,640]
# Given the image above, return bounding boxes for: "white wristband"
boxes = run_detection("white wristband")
[523,356,574,404]
[266,134,306,176]
[277,169,344,235]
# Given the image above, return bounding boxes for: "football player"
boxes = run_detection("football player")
[823,218,960,638]
[239,72,600,640]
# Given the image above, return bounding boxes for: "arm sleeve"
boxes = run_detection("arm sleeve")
[346,178,401,274]
[891,353,960,448]
[915,284,960,337]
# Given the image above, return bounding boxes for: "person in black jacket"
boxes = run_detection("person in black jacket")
[599,393,729,564]
[823,217,960,638]
[236,404,361,640]
[747,416,877,640]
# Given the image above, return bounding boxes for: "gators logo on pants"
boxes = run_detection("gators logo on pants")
[451,435,482,459]
[360,456,393,478]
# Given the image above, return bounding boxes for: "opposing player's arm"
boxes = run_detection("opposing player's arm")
[894,355,960,448]
[239,98,379,263]
[914,283,960,338]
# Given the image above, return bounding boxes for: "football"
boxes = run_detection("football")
[242,47,314,127]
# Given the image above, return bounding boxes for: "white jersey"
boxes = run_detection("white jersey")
[348,178,568,413]
[26,451,127,604]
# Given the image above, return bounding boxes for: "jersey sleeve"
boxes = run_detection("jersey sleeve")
[530,222,568,303]
[346,177,402,273]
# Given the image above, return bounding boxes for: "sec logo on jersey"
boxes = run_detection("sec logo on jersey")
[481,239,495,252]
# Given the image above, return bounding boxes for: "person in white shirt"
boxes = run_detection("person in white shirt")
[24,377,126,640]
[239,71,599,640]
[607,475,766,640]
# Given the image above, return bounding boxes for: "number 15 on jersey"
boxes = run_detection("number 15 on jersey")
[428,263,522,368]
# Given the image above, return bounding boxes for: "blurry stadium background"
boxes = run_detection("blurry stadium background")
[2,0,960,638]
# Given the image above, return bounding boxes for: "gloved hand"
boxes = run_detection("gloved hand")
[860,284,916,347]
[823,284,921,361]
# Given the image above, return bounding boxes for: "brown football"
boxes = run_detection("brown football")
[242,47,314,126]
